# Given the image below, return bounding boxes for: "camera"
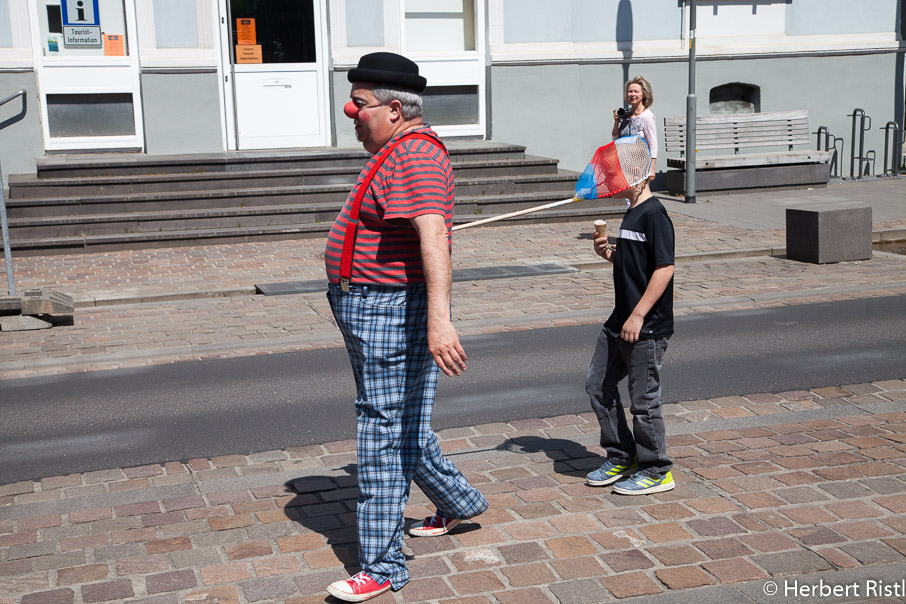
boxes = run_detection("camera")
[617,108,627,117]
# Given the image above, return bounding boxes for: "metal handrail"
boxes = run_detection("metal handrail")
[1,89,26,296]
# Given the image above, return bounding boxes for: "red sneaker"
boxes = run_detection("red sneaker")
[408,515,463,537]
[326,572,391,602]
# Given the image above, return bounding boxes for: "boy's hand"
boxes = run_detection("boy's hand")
[593,235,613,261]
[621,314,644,343]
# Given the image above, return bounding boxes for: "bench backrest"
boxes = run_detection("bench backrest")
[664,110,810,155]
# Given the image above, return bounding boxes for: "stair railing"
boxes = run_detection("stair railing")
[1,89,26,296]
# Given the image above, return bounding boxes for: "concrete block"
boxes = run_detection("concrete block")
[21,289,74,315]
[786,203,872,264]
[0,296,22,315]
[0,315,52,331]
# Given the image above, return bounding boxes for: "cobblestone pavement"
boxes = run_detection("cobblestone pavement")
[1,382,905,603]
[2,179,906,602]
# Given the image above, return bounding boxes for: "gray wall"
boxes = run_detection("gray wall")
[490,53,898,183]
[787,0,898,35]
[503,0,679,43]
[0,72,45,187]
[140,72,223,155]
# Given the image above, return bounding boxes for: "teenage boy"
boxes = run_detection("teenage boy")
[585,167,676,495]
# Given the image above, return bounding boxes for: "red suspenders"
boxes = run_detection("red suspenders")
[339,132,444,292]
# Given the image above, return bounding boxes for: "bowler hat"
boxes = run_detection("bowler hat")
[348,52,427,93]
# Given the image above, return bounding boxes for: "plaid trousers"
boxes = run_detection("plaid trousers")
[327,284,488,589]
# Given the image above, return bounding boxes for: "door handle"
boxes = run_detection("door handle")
[263,79,292,88]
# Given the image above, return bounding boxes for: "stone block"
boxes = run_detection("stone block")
[21,290,74,315]
[0,296,22,315]
[786,204,872,264]
[0,315,52,331]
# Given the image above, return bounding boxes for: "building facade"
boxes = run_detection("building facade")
[0,0,903,186]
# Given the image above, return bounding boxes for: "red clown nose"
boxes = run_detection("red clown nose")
[343,101,358,119]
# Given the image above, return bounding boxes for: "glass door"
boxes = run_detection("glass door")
[403,0,485,139]
[219,0,329,149]
[29,0,144,151]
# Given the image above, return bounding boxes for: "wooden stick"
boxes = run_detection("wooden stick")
[451,197,576,232]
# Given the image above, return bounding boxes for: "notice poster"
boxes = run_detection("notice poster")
[236,44,262,64]
[104,34,125,56]
[236,18,256,45]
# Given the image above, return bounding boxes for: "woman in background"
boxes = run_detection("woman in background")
[612,76,658,181]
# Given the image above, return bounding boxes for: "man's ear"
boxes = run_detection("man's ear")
[387,99,403,120]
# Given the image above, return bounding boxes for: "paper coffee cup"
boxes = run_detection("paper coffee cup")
[593,220,607,239]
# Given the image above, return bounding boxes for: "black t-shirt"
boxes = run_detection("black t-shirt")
[604,196,675,339]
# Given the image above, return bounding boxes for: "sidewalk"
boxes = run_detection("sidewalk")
[1,178,906,603]
[1,382,905,603]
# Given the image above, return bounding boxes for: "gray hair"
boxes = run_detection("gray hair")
[373,85,423,119]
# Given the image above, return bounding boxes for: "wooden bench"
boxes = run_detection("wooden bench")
[663,110,833,195]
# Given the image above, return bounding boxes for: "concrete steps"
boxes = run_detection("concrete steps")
[5,140,620,254]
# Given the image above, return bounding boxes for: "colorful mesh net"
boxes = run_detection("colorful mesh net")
[574,135,652,199]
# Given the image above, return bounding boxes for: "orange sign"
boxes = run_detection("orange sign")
[236,44,262,64]
[104,34,125,56]
[236,18,256,45]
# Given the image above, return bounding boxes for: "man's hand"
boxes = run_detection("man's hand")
[428,316,467,376]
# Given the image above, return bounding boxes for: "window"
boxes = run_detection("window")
[423,85,479,125]
[710,83,760,114]
[405,0,475,53]
[46,93,135,137]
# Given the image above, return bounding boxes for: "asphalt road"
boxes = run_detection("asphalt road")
[1,294,904,484]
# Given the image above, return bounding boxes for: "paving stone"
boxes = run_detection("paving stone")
[81,579,135,603]
[694,537,753,560]
[548,578,611,604]
[601,549,655,573]
[545,536,597,558]
[448,570,506,594]
[200,562,252,586]
[21,588,75,604]
[501,562,557,587]
[655,565,715,590]
[780,506,838,525]
[497,542,549,564]
[702,558,768,583]
[752,550,833,577]
[116,555,170,576]
[145,537,192,554]
[600,571,662,599]
[818,481,875,499]
[238,576,298,602]
[550,557,606,580]
[494,587,554,604]
[224,541,272,560]
[686,517,745,537]
[838,541,905,565]
[638,522,692,543]
[738,533,799,553]
[183,585,239,604]
[788,525,847,546]
[832,520,895,541]
[145,569,197,594]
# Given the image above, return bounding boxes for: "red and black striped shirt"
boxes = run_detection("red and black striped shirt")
[324,125,454,286]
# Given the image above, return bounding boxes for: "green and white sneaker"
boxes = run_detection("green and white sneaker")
[613,471,675,495]
[586,459,636,487]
